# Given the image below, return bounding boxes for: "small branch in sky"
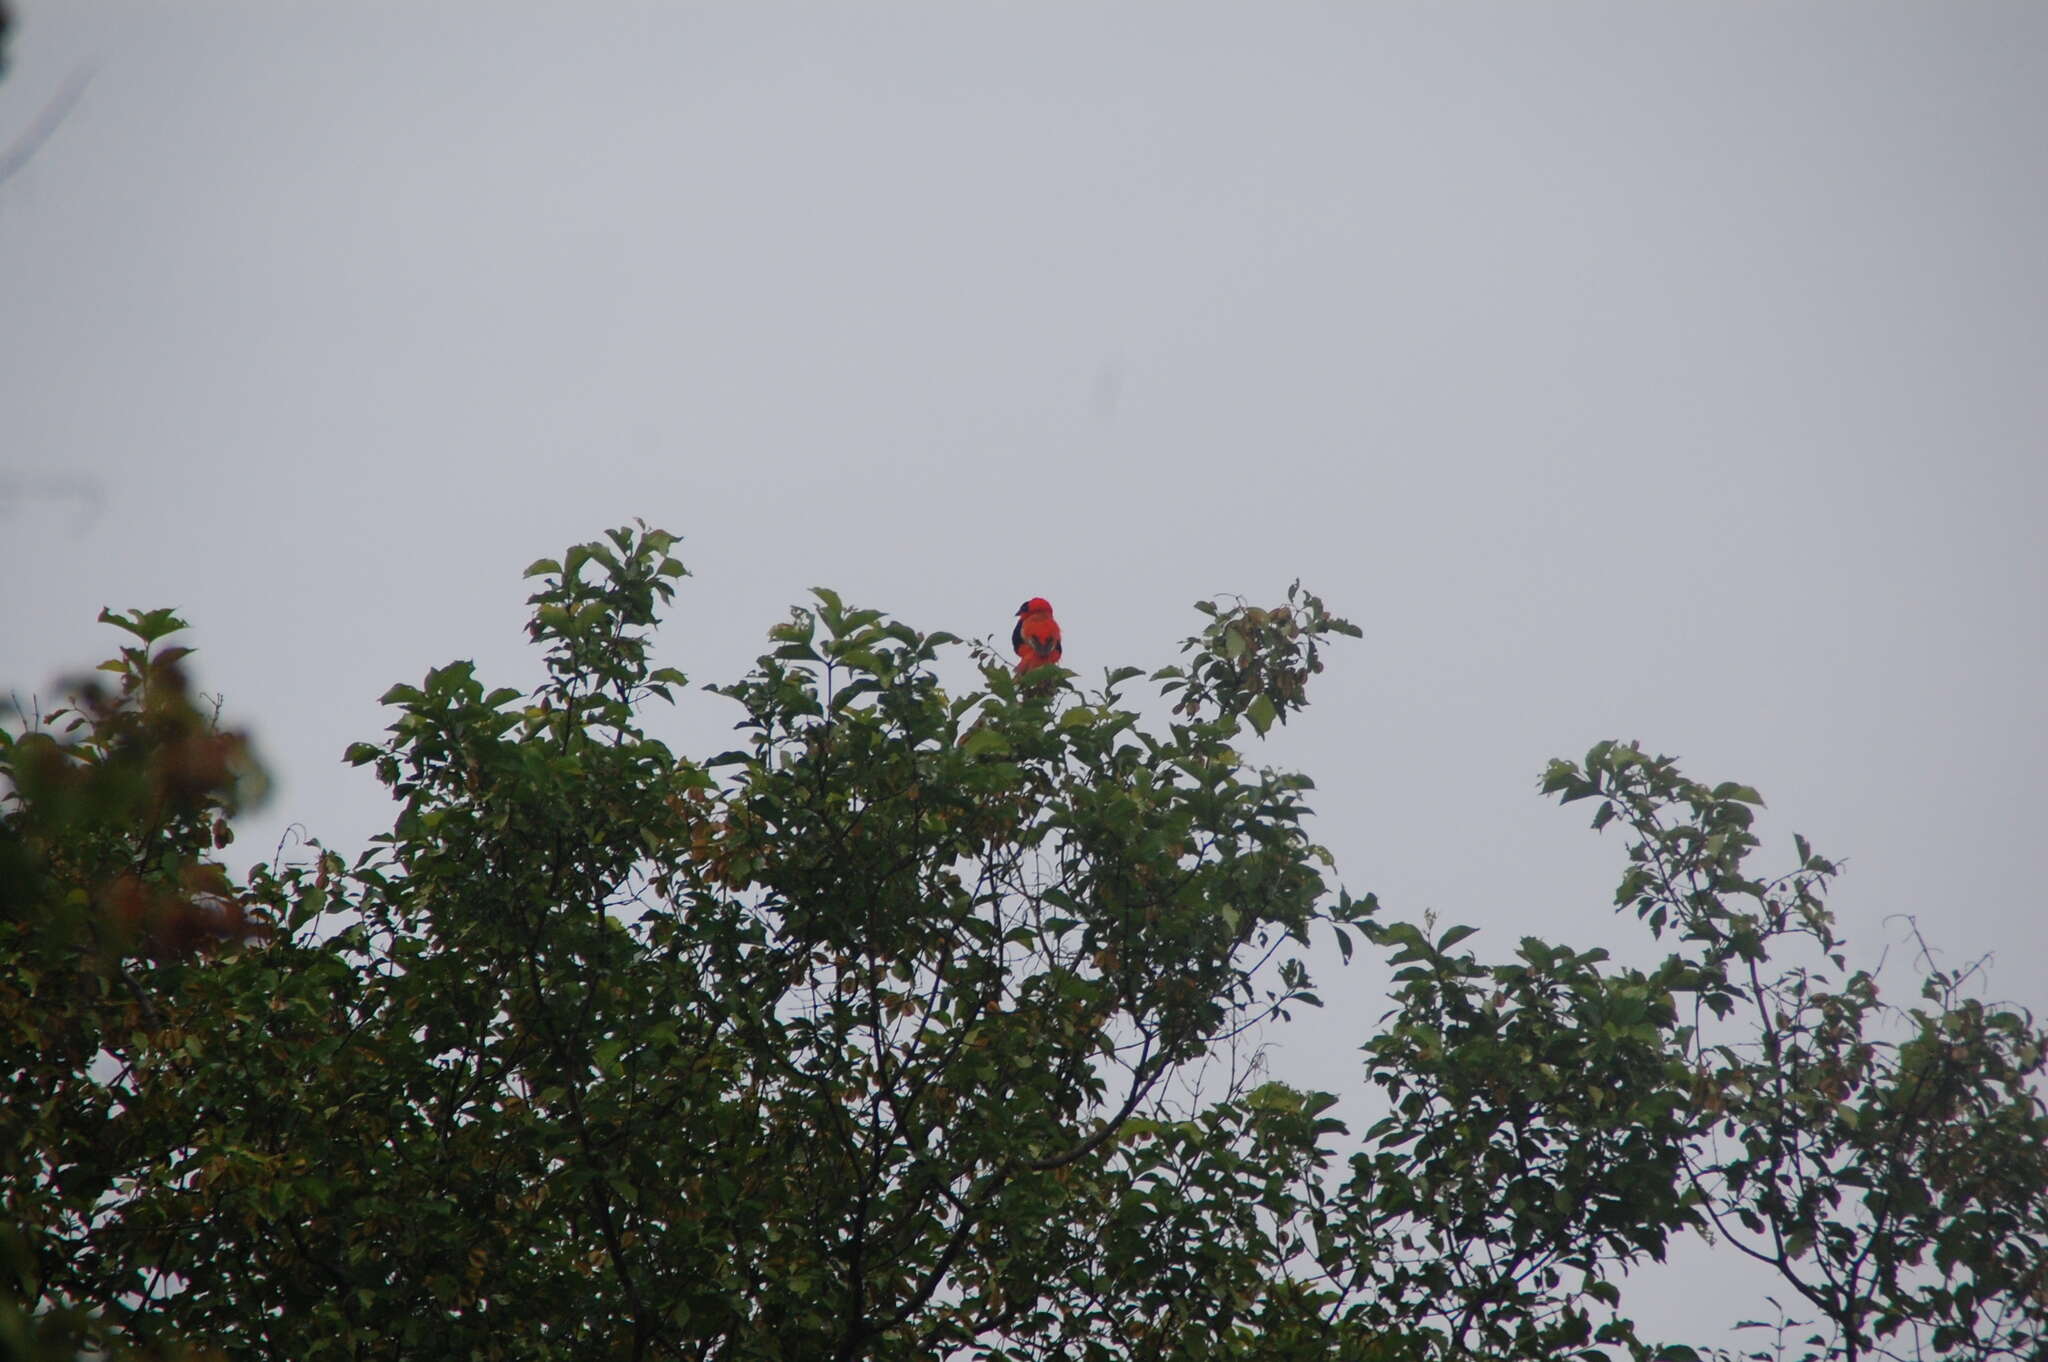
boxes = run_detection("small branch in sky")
[0,63,95,187]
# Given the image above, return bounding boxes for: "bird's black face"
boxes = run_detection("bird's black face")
[1016,601,1031,617]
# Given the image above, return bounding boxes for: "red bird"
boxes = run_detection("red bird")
[1012,597,1063,676]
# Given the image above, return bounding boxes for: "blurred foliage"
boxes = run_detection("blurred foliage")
[2,524,2041,1361]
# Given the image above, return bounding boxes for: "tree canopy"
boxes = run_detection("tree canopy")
[4,524,2043,1362]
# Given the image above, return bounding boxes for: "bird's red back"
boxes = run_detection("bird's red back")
[1012,598,1063,674]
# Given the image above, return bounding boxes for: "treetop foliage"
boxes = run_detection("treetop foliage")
[3,524,2042,1362]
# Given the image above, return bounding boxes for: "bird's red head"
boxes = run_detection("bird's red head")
[1017,597,1053,617]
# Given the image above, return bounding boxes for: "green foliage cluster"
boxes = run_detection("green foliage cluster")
[2,524,2043,1362]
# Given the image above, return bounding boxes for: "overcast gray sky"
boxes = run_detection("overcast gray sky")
[3,1,2044,1348]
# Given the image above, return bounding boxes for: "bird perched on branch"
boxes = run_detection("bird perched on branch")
[1012,598,1063,677]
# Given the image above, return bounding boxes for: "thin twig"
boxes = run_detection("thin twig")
[0,64,94,186]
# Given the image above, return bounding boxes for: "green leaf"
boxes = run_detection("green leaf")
[962,728,1011,757]
[1246,1082,1304,1113]
[97,605,191,643]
